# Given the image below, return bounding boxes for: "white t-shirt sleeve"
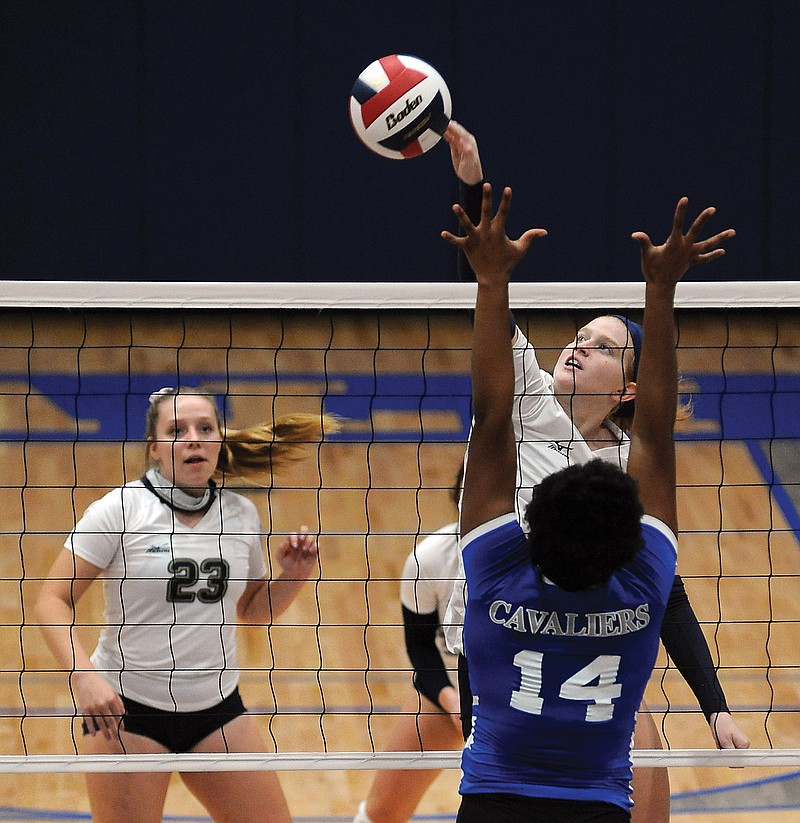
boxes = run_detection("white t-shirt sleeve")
[400,526,458,615]
[65,489,125,569]
[513,326,550,421]
[401,551,437,614]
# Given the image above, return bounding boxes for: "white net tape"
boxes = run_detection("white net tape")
[1,749,799,774]
[1,279,799,309]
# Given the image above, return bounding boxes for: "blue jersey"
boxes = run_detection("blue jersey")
[460,513,677,811]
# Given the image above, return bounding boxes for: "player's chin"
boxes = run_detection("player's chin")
[552,372,581,394]
[179,461,213,483]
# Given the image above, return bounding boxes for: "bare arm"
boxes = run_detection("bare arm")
[442,185,546,536]
[238,526,317,623]
[628,198,735,533]
[35,549,125,739]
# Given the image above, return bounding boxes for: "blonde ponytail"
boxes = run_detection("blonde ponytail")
[217,412,337,483]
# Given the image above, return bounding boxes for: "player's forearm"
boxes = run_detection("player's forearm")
[36,596,95,672]
[637,283,678,442]
[403,606,453,710]
[660,575,729,719]
[264,576,308,620]
[457,181,484,283]
[472,282,514,428]
[459,180,519,338]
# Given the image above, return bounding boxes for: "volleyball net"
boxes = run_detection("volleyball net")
[0,280,798,774]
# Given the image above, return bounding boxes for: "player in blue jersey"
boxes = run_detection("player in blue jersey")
[442,185,734,821]
[443,121,750,823]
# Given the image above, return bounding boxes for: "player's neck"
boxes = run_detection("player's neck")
[556,394,614,447]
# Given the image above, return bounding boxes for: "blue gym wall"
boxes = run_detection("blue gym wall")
[2,1,798,283]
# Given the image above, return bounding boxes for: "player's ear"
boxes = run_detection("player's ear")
[620,380,636,405]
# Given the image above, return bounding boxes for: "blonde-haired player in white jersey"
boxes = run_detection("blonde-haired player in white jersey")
[36,387,333,823]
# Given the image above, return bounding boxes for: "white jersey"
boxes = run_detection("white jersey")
[66,480,268,712]
[444,327,630,654]
[400,523,460,669]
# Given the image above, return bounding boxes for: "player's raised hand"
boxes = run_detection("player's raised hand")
[275,525,318,580]
[444,120,483,185]
[632,197,735,287]
[442,184,546,284]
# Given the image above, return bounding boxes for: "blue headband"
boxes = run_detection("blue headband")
[611,315,643,381]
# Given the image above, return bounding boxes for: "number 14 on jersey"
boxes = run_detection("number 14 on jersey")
[510,651,622,722]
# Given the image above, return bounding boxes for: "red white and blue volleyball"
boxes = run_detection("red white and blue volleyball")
[349,54,452,159]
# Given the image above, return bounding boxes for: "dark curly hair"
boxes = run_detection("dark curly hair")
[524,459,644,591]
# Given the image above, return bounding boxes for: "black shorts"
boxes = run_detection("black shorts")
[457,793,630,823]
[82,687,248,753]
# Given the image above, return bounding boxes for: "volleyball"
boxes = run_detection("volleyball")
[349,54,452,159]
